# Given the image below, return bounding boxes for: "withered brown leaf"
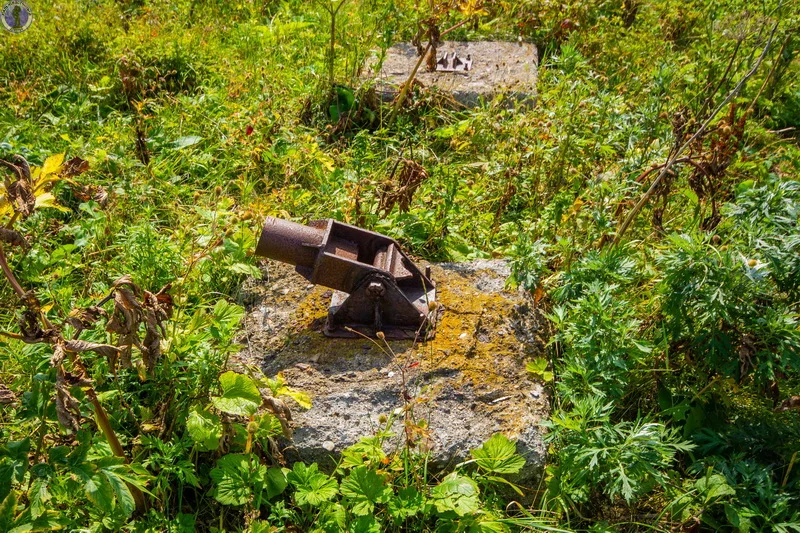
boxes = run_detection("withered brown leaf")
[61,370,93,388]
[107,287,144,335]
[101,276,173,376]
[0,382,16,405]
[50,342,66,367]
[777,396,800,412]
[1,156,36,219]
[378,159,429,216]
[64,339,120,362]
[0,228,27,249]
[61,156,89,178]
[263,395,293,438]
[19,309,46,344]
[141,308,161,371]
[65,306,107,332]
[55,368,82,432]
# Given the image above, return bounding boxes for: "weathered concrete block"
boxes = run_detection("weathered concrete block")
[235,259,549,487]
[367,41,538,106]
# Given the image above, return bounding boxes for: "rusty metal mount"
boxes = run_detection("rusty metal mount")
[255,217,440,340]
[435,52,472,72]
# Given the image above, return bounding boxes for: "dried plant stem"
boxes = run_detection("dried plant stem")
[387,18,470,126]
[387,42,433,125]
[612,21,778,247]
[0,244,25,298]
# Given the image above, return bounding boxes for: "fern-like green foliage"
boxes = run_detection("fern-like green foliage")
[544,398,693,506]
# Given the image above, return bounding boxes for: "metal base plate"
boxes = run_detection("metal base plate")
[323,290,438,341]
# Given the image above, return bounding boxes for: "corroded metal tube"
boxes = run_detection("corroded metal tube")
[255,216,324,269]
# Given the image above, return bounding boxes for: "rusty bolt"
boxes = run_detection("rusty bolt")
[367,281,385,298]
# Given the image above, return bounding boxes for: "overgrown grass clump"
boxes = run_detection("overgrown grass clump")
[1,0,799,531]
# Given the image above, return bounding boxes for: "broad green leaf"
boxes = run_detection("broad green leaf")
[103,468,136,517]
[264,466,288,500]
[84,474,115,514]
[339,437,386,470]
[471,433,526,474]
[253,413,283,440]
[0,492,17,532]
[209,454,286,506]
[172,136,202,150]
[0,459,17,503]
[186,406,222,451]
[735,179,756,196]
[228,262,262,278]
[288,463,338,507]
[0,439,30,484]
[430,473,480,516]
[526,358,554,382]
[351,515,381,533]
[212,371,262,416]
[316,502,347,533]
[724,503,752,533]
[27,479,50,519]
[210,454,264,506]
[388,486,424,521]
[696,473,735,503]
[340,466,392,516]
[211,300,246,331]
[9,510,70,532]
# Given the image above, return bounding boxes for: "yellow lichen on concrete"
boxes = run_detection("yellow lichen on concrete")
[253,263,542,406]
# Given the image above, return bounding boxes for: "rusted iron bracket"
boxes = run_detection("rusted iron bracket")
[255,217,440,340]
[435,52,472,72]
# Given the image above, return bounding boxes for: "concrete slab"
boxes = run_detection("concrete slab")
[366,41,538,107]
[233,259,550,488]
